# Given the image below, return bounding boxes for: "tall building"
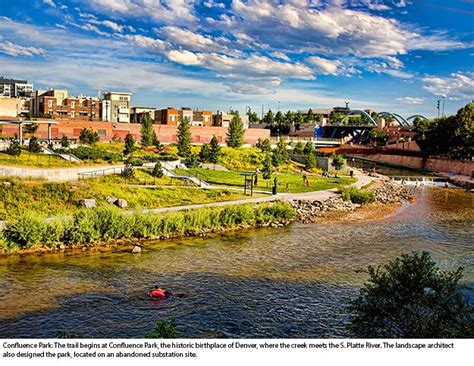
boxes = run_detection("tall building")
[213,111,249,129]
[102,92,132,123]
[34,89,100,121]
[155,108,180,125]
[0,77,34,115]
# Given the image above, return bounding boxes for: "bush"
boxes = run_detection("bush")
[64,209,101,244]
[6,141,21,156]
[219,205,255,227]
[151,162,164,178]
[28,136,42,153]
[5,212,47,247]
[121,164,135,179]
[145,320,179,338]
[79,128,99,145]
[71,146,121,163]
[340,186,375,204]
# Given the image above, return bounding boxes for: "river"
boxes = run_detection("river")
[0,187,472,338]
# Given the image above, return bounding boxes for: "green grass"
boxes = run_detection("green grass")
[0,172,252,220]
[0,151,85,168]
[175,168,356,193]
[1,201,296,250]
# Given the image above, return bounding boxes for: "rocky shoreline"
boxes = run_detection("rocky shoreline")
[290,179,414,223]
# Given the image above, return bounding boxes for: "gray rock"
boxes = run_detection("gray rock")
[106,195,118,204]
[2,182,11,187]
[132,245,142,254]
[81,199,96,209]
[115,199,128,208]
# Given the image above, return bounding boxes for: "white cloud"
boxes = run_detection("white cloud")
[121,34,168,52]
[396,96,425,105]
[0,41,46,57]
[307,56,340,75]
[88,19,124,32]
[203,0,226,8]
[167,49,203,65]
[84,0,197,24]
[271,51,290,61]
[422,73,474,100]
[43,0,57,8]
[162,26,221,52]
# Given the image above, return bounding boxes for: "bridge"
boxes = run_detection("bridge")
[338,111,428,127]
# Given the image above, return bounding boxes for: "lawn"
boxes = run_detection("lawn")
[0,170,252,220]
[0,151,87,168]
[175,168,356,193]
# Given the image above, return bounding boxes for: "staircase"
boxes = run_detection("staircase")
[41,146,82,162]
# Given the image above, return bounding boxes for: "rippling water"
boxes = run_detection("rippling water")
[0,187,472,338]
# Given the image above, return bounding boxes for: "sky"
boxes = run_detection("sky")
[0,0,473,118]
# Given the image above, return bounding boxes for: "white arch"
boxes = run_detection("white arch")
[340,110,377,126]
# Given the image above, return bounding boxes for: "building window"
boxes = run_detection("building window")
[205,116,210,122]
[71,111,76,118]
[71,101,75,108]
[170,115,176,122]
[48,100,53,108]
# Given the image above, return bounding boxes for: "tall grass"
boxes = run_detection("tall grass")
[1,201,295,251]
[340,186,376,204]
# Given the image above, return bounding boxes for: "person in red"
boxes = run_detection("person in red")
[149,285,172,299]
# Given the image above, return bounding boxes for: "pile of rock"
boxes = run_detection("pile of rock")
[368,181,413,204]
[290,197,359,223]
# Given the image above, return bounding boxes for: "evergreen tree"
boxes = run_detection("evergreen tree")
[28,136,42,153]
[277,138,289,162]
[226,113,244,148]
[152,132,163,152]
[209,135,221,164]
[184,152,199,168]
[123,133,136,155]
[247,108,259,124]
[271,149,281,167]
[120,164,135,179]
[60,135,70,148]
[199,143,211,162]
[303,141,314,155]
[140,114,154,146]
[293,141,305,155]
[264,109,275,124]
[6,140,21,156]
[177,117,192,157]
[307,108,314,123]
[151,162,164,178]
[262,154,273,184]
[331,153,345,171]
[284,110,294,125]
[275,111,284,127]
[305,152,317,171]
[79,128,99,144]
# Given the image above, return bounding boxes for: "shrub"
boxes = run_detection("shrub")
[340,186,375,204]
[60,135,70,148]
[219,205,255,227]
[121,164,135,179]
[28,136,42,153]
[145,320,179,338]
[151,162,164,178]
[6,141,21,156]
[64,209,101,244]
[79,128,99,145]
[5,212,47,247]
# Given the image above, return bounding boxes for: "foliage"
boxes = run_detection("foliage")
[303,141,314,155]
[263,109,274,124]
[151,162,164,178]
[271,149,281,167]
[177,117,192,157]
[369,129,387,144]
[28,136,42,153]
[276,138,289,162]
[305,152,317,171]
[145,320,179,339]
[293,141,304,155]
[199,143,211,162]
[347,252,474,338]
[306,108,314,123]
[256,138,271,152]
[5,141,21,156]
[209,135,221,164]
[184,152,199,168]
[262,154,273,181]
[79,128,99,145]
[331,153,345,171]
[120,164,135,179]
[340,186,375,204]
[24,123,39,135]
[140,114,154,146]
[60,135,70,148]
[247,108,259,123]
[123,133,136,155]
[226,112,245,148]
[71,146,121,163]
[4,211,47,247]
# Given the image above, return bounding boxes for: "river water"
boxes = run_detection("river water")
[0,187,472,338]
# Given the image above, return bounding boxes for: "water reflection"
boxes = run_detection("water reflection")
[0,187,472,338]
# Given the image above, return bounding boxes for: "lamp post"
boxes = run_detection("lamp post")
[437,99,441,118]
[442,96,445,117]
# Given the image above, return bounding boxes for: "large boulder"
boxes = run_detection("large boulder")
[80,199,96,209]
[115,199,128,208]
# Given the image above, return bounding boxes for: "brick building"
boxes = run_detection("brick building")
[33,89,100,121]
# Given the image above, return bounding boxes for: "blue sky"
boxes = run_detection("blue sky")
[0,0,472,118]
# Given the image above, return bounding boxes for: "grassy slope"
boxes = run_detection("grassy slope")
[0,151,86,168]
[0,170,250,220]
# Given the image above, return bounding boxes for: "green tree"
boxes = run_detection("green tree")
[145,320,179,339]
[79,128,99,145]
[199,143,211,162]
[28,136,42,153]
[177,117,192,157]
[277,138,289,162]
[257,138,271,153]
[454,102,474,156]
[120,164,135,179]
[151,162,164,178]
[24,123,38,135]
[123,133,136,155]
[263,109,275,124]
[209,135,221,164]
[293,141,304,155]
[305,151,317,171]
[247,108,259,123]
[303,141,314,155]
[331,153,345,171]
[226,112,244,148]
[140,114,154,146]
[6,140,21,156]
[348,252,474,338]
[271,149,281,167]
[184,152,199,168]
[307,108,314,123]
[152,132,163,152]
[60,135,70,148]
[284,110,294,125]
[294,111,304,125]
[262,154,273,185]
[275,111,284,128]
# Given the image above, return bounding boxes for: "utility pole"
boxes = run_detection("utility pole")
[442,96,445,117]
[261,104,264,120]
[437,99,440,118]
[277,101,280,112]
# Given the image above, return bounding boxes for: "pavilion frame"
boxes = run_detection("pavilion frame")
[0,119,59,145]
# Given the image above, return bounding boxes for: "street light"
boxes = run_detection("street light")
[442,96,445,117]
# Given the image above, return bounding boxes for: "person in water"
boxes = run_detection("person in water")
[149,286,172,299]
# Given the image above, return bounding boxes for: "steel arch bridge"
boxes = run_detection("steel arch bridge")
[337,111,429,127]
[406,115,429,124]
[339,110,377,126]
[374,111,411,127]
